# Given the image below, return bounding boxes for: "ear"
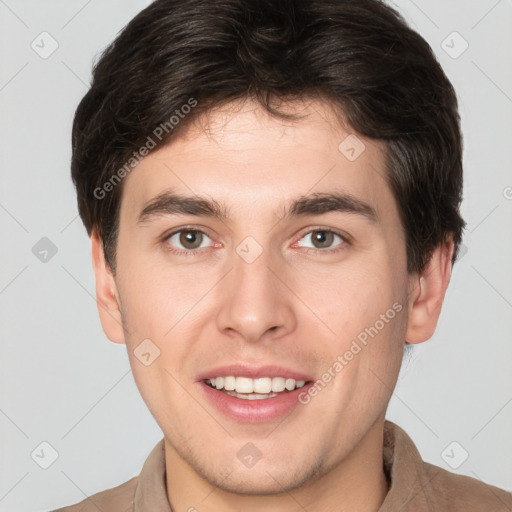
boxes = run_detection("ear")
[90,232,126,344]
[405,235,455,344]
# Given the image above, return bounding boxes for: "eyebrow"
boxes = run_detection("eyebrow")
[137,190,378,224]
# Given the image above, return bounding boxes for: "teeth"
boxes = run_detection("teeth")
[254,377,272,394]
[236,377,254,393]
[285,378,295,391]
[224,376,236,390]
[271,377,286,392]
[206,376,307,393]
[226,391,279,400]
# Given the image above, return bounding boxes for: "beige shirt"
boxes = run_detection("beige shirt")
[52,420,512,511]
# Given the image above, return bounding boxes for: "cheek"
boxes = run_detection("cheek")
[128,359,192,440]
[327,305,407,414]
[298,263,401,340]
[115,262,206,384]
[117,272,196,424]
[303,260,408,406]
[115,261,197,338]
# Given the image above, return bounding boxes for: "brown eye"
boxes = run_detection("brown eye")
[179,230,203,249]
[296,229,346,251]
[166,229,211,252]
[311,230,335,249]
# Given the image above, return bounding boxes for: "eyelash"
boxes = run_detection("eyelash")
[161,226,350,256]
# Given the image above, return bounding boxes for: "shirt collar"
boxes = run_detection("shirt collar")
[379,420,438,511]
[134,437,172,511]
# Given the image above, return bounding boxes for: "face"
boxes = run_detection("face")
[99,98,417,494]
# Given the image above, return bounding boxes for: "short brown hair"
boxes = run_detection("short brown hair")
[71,0,465,273]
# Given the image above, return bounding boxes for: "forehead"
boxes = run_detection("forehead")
[119,98,395,225]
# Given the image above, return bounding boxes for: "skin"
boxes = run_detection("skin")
[91,98,454,512]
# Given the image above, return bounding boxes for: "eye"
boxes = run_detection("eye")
[295,229,347,252]
[165,229,213,252]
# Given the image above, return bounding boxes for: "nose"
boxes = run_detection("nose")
[215,243,297,343]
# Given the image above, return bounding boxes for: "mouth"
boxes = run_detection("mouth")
[198,367,314,423]
[204,376,308,400]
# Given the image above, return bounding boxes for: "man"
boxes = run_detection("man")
[53,0,512,510]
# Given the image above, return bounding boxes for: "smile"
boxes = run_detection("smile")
[205,376,307,400]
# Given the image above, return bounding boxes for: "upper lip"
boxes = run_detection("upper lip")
[196,364,314,382]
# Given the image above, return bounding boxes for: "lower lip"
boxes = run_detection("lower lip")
[199,381,309,423]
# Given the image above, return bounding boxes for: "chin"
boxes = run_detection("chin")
[197,457,324,496]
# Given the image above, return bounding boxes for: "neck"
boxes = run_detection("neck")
[165,419,389,512]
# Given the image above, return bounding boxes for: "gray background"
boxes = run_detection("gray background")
[0,1,511,511]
